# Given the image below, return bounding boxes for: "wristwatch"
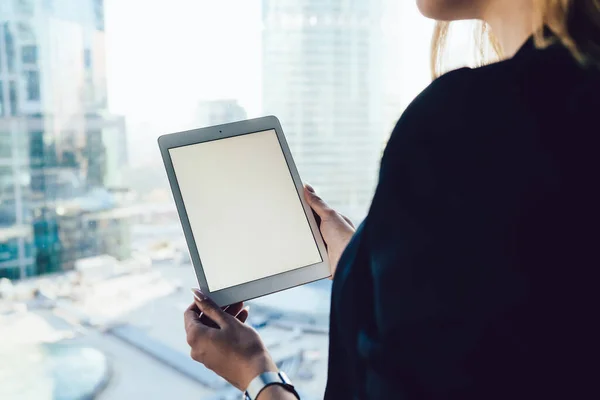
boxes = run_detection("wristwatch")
[244,371,300,399]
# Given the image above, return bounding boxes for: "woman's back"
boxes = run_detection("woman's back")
[326,38,600,399]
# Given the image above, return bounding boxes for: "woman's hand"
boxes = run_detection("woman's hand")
[184,288,277,391]
[304,184,356,277]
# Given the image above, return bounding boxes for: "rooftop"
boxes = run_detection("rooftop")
[0,256,331,399]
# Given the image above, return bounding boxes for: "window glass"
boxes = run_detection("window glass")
[24,70,40,101]
[3,23,15,73]
[21,45,38,64]
[8,81,17,116]
[0,131,11,157]
[0,82,4,116]
[83,48,92,69]
[17,23,35,42]
[0,1,435,399]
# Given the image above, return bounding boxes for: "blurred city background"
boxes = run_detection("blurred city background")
[0,0,469,398]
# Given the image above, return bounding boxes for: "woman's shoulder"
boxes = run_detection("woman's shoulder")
[385,61,518,159]
[389,41,593,149]
[395,60,520,133]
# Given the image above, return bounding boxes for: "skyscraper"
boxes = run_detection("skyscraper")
[196,99,248,128]
[0,0,128,279]
[262,0,385,222]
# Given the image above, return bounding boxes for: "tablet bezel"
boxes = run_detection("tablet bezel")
[158,116,331,306]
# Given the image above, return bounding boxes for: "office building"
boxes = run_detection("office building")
[0,0,129,279]
[0,225,34,279]
[196,99,248,128]
[262,0,385,222]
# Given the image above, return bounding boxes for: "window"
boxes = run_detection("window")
[29,130,44,168]
[0,131,11,157]
[83,48,92,69]
[0,238,19,262]
[3,23,15,73]
[24,70,40,101]
[93,0,105,31]
[8,81,17,116]
[22,45,38,64]
[0,2,435,399]
[0,82,4,117]
[17,23,35,42]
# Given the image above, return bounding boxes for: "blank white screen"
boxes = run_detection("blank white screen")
[169,129,322,291]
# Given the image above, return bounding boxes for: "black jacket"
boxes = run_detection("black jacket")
[325,37,600,399]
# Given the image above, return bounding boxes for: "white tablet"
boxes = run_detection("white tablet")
[158,116,330,306]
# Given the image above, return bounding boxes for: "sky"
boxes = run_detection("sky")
[103,0,437,167]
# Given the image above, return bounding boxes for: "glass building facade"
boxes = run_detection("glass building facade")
[262,0,386,222]
[0,0,129,279]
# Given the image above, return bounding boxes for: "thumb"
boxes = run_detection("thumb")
[304,184,334,220]
[191,288,229,327]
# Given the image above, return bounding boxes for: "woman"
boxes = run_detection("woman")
[184,0,600,398]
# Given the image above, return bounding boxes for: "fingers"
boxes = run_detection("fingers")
[185,302,209,348]
[236,306,250,324]
[197,303,241,329]
[191,288,229,327]
[225,302,249,323]
[224,301,244,318]
[305,185,355,229]
[304,184,335,220]
[184,302,202,331]
[200,312,221,329]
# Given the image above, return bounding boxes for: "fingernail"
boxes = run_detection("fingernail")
[306,184,315,193]
[190,288,207,302]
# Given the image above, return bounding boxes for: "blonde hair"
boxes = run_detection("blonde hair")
[431,0,600,78]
